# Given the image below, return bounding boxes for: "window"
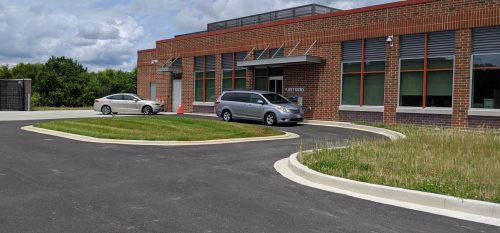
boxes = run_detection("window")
[341,38,386,106]
[254,68,268,91]
[194,55,216,102]
[123,95,137,101]
[262,93,290,104]
[399,31,455,108]
[472,55,500,108]
[222,52,247,91]
[471,26,500,109]
[250,94,265,104]
[233,93,251,102]
[108,95,123,100]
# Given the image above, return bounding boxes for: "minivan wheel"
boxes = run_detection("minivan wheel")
[265,113,277,126]
[222,110,232,122]
[142,106,153,115]
[101,105,112,115]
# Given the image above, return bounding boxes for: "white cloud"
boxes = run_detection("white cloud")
[0,0,143,71]
[0,0,397,71]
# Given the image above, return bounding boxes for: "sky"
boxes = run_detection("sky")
[0,0,397,71]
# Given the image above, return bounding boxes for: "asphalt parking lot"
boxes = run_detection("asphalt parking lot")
[0,112,498,232]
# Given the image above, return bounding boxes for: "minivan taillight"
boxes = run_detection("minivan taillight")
[95,99,99,103]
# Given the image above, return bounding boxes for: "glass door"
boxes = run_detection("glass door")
[269,76,283,94]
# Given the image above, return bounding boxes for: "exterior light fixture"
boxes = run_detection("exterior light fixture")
[387,35,394,48]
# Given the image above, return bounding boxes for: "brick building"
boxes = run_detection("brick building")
[137,0,500,127]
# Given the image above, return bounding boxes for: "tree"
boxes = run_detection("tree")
[0,65,12,79]
[36,56,87,106]
[1,56,137,107]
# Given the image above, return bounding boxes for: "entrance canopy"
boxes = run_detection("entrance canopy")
[157,66,182,73]
[236,55,324,68]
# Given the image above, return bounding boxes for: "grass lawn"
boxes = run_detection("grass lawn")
[34,116,284,141]
[298,124,500,203]
[32,106,92,111]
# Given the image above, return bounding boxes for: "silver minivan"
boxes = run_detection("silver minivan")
[216,90,304,126]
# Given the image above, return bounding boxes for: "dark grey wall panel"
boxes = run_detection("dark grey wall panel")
[473,26,500,54]
[194,56,204,71]
[400,33,425,58]
[342,40,362,62]
[365,37,386,61]
[428,31,455,57]
[222,53,233,70]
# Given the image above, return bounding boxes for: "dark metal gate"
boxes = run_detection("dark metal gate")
[0,79,31,111]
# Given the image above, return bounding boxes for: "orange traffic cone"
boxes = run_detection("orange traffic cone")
[177,103,183,115]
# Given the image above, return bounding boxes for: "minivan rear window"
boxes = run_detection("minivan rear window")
[221,92,250,102]
[221,93,235,101]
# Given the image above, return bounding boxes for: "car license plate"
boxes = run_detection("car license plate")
[297,115,301,118]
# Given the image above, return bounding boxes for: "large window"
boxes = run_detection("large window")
[194,55,216,102]
[472,54,500,109]
[399,31,455,108]
[341,38,386,106]
[471,26,500,109]
[222,52,247,91]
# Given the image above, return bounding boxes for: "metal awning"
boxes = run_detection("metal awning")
[157,66,182,73]
[236,55,324,68]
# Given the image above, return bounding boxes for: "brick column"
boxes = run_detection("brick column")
[182,57,194,113]
[384,36,400,124]
[215,54,222,97]
[245,51,254,90]
[452,29,472,128]
[329,42,341,121]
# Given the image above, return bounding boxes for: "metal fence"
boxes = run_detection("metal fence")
[0,79,31,111]
[207,4,339,31]
[175,4,339,37]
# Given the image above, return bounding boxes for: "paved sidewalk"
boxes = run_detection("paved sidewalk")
[0,110,198,121]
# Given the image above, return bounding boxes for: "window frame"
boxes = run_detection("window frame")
[222,52,247,92]
[194,55,216,103]
[340,39,386,107]
[398,32,455,109]
[469,52,500,112]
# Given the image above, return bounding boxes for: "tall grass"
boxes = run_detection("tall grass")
[298,124,500,203]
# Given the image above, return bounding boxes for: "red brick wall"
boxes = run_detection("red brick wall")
[339,111,383,123]
[397,113,452,127]
[452,29,472,128]
[468,116,500,129]
[282,42,340,120]
[384,36,400,124]
[137,0,500,125]
[181,57,194,113]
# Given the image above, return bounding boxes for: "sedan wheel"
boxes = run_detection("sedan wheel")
[222,110,232,122]
[101,106,112,115]
[142,106,153,115]
[265,113,277,126]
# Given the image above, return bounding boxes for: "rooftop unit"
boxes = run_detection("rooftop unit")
[175,4,340,38]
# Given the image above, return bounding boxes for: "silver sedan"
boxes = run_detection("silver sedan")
[93,93,164,115]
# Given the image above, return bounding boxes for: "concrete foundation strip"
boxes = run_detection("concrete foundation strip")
[275,120,500,227]
[21,125,299,146]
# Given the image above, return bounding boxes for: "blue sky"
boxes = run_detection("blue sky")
[0,0,396,71]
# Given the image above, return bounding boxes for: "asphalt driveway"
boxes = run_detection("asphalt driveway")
[0,114,498,232]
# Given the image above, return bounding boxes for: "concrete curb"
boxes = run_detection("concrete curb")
[276,121,500,226]
[21,125,299,146]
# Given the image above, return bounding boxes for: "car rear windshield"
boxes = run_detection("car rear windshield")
[262,94,291,104]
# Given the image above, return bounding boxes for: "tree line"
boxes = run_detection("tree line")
[0,56,136,107]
